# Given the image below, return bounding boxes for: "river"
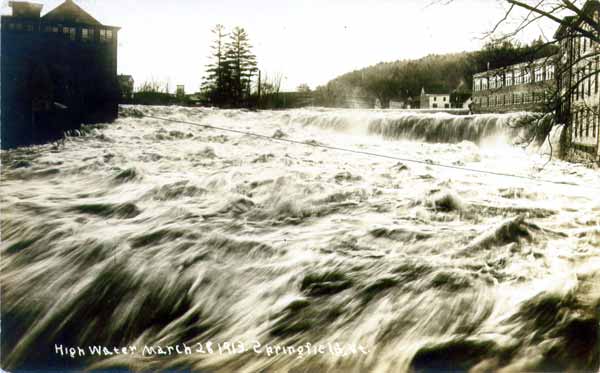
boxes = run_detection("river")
[1,106,599,372]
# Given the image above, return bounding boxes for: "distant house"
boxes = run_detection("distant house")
[1,0,120,149]
[471,57,555,114]
[420,88,451,109]
[389,100,406,109]
[118,75,135,103]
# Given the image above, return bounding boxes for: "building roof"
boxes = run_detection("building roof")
[8,1,43,18]
[473,56,555,78]
[41,0,102,25]
[553,0,600,39]
[421,88,449,96]
[554,16,576,39]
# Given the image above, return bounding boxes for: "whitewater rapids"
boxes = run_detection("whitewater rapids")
[1,107,599,372]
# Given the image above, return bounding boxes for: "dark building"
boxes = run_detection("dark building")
[1,0,120,149]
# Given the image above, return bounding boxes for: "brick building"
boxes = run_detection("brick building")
[555,0,600,160]
[1,0,120,149]
[472,57,556,113]
[471,0,600,161]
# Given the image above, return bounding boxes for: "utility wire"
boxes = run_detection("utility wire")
[143,114,599,191]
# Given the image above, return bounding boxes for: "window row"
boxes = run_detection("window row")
[5,22,34,32]
[572,107,599,140]
[5,22,114,42]
[474,91,548,107]
[572,59,600,101]
[473,66,554,92]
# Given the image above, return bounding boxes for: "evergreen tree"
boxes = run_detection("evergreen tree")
[202,24,231,106]
[224,27,258,105]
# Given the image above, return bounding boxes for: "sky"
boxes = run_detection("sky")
[2,0,561,92]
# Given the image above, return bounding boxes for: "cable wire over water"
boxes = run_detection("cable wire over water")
[143,114,598,192]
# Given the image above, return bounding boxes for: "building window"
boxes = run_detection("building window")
[581,110,584,138]
[574,111,579,138]
[535,67,543,82]
[98,29,114,42]
[25,24,34,32]
[546,65,554,81]
[586,110,590,138]
[580,111,585,138]
[593,107,598,138]
[595,58,599,94]
[82,28,95,42]
[63,27,76,40]
[524,70,532,84]
[576,71,580,99]
[588,63,592,96]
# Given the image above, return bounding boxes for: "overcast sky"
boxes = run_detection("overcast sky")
[2,0,560,92]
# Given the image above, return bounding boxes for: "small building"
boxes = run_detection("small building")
[555,0,600,161]
[471,57,556,114]
[389,100,407,109]
[1,0,120,149]
[176,85,185,97]
[419,88,451,109]
[118,75,135,103]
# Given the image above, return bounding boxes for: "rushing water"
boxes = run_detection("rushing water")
[1,106,599,373]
